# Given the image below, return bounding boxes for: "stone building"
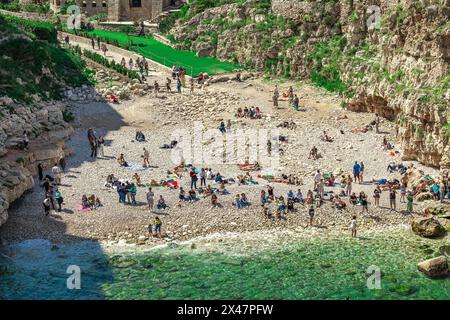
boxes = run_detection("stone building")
[50,0,175,21]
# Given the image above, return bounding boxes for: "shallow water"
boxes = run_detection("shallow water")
[0,231,448,300]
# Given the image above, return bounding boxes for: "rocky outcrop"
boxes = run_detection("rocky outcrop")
[0,99,75,227]
[411,216,447,238]
[166,0,449,170]
[417,256,449,278]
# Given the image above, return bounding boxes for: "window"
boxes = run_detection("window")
[130,0,141,8]
[92,1,96,7]
[81,1,87,7]
[102,1,107,7]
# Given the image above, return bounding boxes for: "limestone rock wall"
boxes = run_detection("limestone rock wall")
[0,99,75,227]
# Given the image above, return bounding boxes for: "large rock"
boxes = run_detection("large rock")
[417,256,449,278]
[411,217,447,238]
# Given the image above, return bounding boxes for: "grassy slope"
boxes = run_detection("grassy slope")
[87,29,237,76]
[0,14,91,104]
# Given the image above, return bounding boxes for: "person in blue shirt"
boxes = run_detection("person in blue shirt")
[353,161,361,183]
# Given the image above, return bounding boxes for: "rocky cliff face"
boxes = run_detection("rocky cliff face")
[167,0,449,169]
[0,98,75,227]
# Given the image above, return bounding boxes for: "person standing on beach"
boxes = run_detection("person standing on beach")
[389,187,396,211]
[308,205,315,227]
[374,113,380,134]
[353,161,361,184]
[55,189,63,212]
[98,136,105,157]
[52,163,61,185]
[373,186,381,207]
[87,128,97,158]
[406,191,414,213]
[190,169,198,189]
[346,175,353,196]
[166,78,172,92]
[59,156,66,173]
[143,147,150,167]
[146,187,154,211]
[350,215,357,238]
[190,77,195,94]
[200,168,206,187]
[177,77,182,94]
[37,163,43,181]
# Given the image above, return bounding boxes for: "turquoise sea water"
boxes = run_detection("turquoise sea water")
[0,231,448,300]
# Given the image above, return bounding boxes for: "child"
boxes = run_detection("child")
[147,223,153,236]
[350,215,357,238]
[154,217,162,237]
[308,205,315,226]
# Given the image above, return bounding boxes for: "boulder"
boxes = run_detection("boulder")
[417,256,449,278]
[411,216,447,238]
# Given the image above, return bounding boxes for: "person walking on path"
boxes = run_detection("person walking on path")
[91,37,95,50]
[97,36,101,50]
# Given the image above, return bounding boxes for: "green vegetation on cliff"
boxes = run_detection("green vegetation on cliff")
[0,14,92,104]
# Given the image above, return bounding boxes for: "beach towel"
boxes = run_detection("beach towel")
[351,128,369,134]
[166,180,179,188]
[124,163,152,171]
[78,205,91,212]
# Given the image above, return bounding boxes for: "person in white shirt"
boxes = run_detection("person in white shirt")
[52,164,61,185]
[313,170,322,190]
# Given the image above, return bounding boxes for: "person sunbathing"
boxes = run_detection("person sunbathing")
[203,185,213,198]
[238,161,261,171]
[219,183,226,195]
[87,194,96,208]
[236,107,243,118]
[117,153,128,167]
